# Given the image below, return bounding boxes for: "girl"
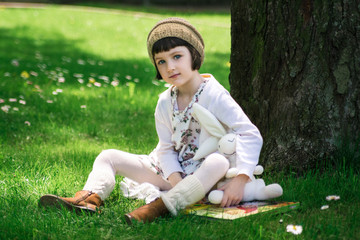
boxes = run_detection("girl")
[39,17,263,224]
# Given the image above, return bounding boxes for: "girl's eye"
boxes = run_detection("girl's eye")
[157,60,165,65]
[174,55,181,60]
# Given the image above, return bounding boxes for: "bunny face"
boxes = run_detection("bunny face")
[218,133,236,156]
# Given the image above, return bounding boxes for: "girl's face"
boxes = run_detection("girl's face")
[154,46,198,89]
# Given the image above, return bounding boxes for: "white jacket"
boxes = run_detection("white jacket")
[153,74,263,179]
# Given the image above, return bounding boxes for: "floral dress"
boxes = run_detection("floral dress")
[120,79,209,203]
[170,79,208,177]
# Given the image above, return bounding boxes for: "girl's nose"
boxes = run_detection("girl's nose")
[167,62,175,72]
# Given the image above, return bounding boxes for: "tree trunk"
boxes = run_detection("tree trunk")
[230,0,360,171]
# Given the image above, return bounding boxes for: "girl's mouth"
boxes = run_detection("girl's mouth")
[170,73,180,78]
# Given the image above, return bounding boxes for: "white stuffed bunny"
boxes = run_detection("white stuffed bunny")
[208,165,283,204]
[191,103,283,204]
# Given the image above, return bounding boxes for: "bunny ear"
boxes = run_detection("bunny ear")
[192,103,226,138]
[193,136,218,160]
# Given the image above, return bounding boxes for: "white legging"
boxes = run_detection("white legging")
[83,149,229,200]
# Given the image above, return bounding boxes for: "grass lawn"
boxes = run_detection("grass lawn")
[0,3,359,239]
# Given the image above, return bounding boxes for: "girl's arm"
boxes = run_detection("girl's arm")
[154,95,184,179]
[199,78,262,206]
[205,90,263,178]
[212,94,261,207]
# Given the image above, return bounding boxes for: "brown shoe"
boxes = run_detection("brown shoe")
[124,198,169,225]
[39,190,102,213]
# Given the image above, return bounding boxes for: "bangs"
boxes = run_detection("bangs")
[152,37,190,55]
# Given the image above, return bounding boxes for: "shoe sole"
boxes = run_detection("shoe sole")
[124,213,137,225]
[39,194,96,213]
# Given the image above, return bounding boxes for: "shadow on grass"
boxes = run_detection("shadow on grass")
[0,24,164,145]
[0,25,156,87]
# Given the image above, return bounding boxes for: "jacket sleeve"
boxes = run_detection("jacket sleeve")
[201,82,263,178]
[154,95,183,179]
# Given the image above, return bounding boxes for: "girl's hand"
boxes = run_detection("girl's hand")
[218,174,249,208]
[168,172,183,187]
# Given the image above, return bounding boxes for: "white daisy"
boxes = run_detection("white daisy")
[286,225,303,235]
[326,195,340,201]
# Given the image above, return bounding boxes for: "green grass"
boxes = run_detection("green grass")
[0,3,359,240]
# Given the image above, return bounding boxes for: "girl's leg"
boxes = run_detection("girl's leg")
[83,149,172,200]
[39,149,171,212]
[193,152,230,192]
[161,152,229,215]
[125,153,229,223]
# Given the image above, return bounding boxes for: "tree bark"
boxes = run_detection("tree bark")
[230,0,360,171]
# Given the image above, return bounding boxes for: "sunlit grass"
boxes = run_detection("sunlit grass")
[0,3,359,240]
